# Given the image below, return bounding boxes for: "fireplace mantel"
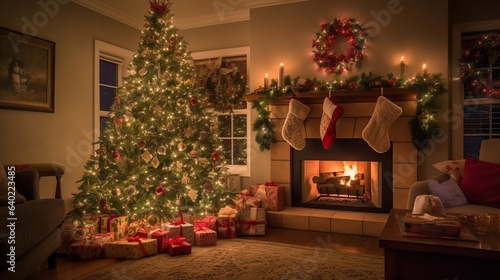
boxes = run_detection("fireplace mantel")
[244,88,417,104]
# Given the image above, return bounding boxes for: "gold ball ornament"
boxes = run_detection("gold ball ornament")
[177,142,187,152]
[147,215,159,226]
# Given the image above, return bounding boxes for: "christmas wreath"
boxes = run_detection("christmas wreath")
[312,18,368,74]
[459,31,500,98]
[197,57,247,112]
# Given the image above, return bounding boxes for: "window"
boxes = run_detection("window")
[451,21,500,159]
[218,110,248,167]
[93,40,134,143]
[461,31,500,158]
[192,47,250,176]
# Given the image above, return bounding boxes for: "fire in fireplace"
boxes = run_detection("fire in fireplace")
[291,139,393,213]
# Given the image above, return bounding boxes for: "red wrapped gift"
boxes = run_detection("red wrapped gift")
[249,182,285,211]
[71,233,114,260]
[135,228,169,253]
[164,236,192,256]
[194,226,217,246]
[193,215,218,231]
[217,206,238,239]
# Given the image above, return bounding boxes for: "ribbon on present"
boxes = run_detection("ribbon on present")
[147,228,160,239]
[218,220,234,238]
[127,236,148,256]
[239,220,266,232]
[194,225,210,232]
[254,185,269,209]
[218,206,238,216]
[165,236,188,247]
[102,214,119,233]
[265,181,278,186]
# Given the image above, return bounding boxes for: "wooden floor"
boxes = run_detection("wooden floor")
[26,227,384,280]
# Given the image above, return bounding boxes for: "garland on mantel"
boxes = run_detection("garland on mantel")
[251,72,446,151]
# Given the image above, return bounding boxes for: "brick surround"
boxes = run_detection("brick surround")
[267,89,418,211]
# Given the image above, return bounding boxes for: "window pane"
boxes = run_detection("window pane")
[100,60,118,86]
[218,115,231,137]
[464,105,490,134]
[464,136,488,159]
[221,139,232,164]
[100,86,116,111]
[233,114,247,137]
[100,117,109,131]
[493,105,500,134]
[233,139,247,165]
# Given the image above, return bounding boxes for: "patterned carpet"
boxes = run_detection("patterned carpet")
[83,238,384,280]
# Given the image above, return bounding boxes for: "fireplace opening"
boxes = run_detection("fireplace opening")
[291,139,393,213]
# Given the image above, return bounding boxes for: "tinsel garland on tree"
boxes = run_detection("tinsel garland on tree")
[251,72,446,150]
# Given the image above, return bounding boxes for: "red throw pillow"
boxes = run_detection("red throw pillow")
[459,156,500,208]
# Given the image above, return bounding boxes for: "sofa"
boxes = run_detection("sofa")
[0,161,66,280]
[407,139,500,215]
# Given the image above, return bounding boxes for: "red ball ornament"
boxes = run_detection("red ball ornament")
[113,152,120,159]
[190,97,198,106]
[155,186,164,196]
[211,152,219,161]
[117,118,123,125]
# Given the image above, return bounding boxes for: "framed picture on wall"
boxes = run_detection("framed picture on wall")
[0,27,55,113]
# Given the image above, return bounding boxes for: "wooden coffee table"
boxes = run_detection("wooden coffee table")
[379,209,500,280]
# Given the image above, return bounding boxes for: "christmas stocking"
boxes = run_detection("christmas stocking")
[362,96,402,153]
[320,97,344,149]
[282,98,310,150]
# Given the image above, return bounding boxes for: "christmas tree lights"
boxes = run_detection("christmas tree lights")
[72,0,234,224]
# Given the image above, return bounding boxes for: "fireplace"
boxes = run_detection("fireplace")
[291,138,393,213]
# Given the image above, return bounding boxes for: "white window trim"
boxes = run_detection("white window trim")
[191,46,251,177]
[93,39,135,143]
[450,20,500,159]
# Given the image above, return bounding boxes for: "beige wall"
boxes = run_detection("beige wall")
[0,0,140,212]
[1,0,497,213]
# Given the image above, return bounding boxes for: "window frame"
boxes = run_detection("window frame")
[191,47,251,177]
[450,20,500,159]
[93,40,134,143]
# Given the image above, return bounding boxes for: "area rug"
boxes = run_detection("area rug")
[82,239,384,280]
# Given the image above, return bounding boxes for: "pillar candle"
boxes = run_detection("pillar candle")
[264,73,269,88]
[278,63,284,88]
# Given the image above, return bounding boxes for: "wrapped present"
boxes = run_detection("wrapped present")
[249,182,285,211]
[164,236,192,256]
[103,237,157,259]
[238,206,267,236]
[100,215,128,240]
[217,206,238,239]
[135,228,169,253]
[164,221,194,245]
[193,215,218,231]
[194,226,217,246]
[233,190,262,209]
[58,215,100,255]
[70,233,114,260]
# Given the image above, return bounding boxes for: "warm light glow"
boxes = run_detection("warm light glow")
[422,63,427,70]
[343,162,358,186]
[400,56,404,62]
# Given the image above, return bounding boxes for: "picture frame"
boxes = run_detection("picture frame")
[0,27,55,113]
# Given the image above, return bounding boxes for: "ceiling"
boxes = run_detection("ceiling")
[72,0,308,30]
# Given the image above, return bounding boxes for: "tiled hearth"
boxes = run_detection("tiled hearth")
[264,89,418,237]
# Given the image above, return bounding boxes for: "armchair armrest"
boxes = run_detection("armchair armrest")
[6,163,65,199]
[13,169,40,200]
[406,173,450,211]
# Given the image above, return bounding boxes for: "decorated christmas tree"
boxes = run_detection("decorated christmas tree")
[72,0,234,224]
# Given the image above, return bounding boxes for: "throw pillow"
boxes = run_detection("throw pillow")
[0,161,27,206]
[432,159,465,183]
[460,156,500,209]
[428,178,468,208]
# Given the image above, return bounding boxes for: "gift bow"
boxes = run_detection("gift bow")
[218,205,238,216]
[194,225,210,232]
[127,236,148,256]
[265,181,278,186]
[218,220,235,238]
[166,236,188,246]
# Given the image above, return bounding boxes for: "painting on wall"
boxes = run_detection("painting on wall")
[0,27,55,113]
